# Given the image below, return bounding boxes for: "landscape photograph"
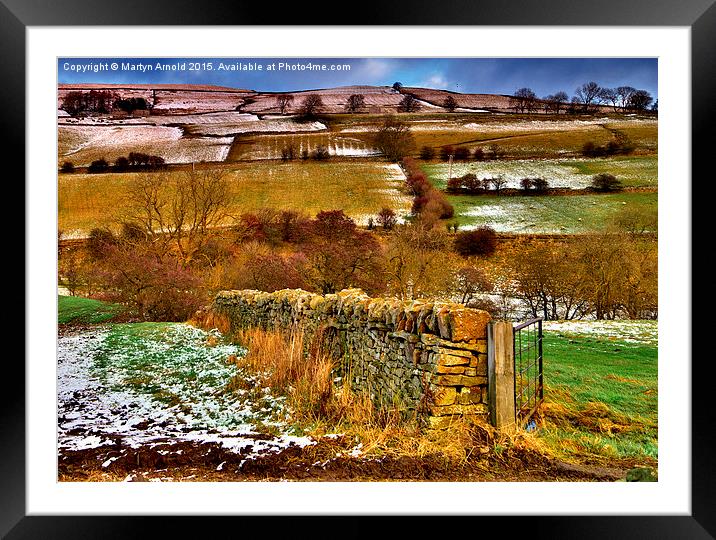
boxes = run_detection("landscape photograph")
[56,57,658,483]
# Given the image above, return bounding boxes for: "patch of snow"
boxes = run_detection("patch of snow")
[543,320,657,345]
[57,324,316,459]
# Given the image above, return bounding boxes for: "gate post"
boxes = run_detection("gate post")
[488,321,516,431]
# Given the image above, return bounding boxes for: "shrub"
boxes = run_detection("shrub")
[281,146,296,161]
[440,145,454,161]
[453,147,470,161]
[582,141,598,157]
[532,178,550,192]
[86,227,117,260]
[419,146,435,160]
[446,177,463,192]
[520,178,534,191]
[376,207,398,230]
[448,173,484,194]
[88,158,109,173]
[120,222,146,242]
[60,161,75,173]
[235,213,267,242]
[104,248,204,321]
[405,172,431,197]
[454,227,497,257]
[464,174,483,192]
[591,173,623,192]
[312,145,330,160]
[114,156,130,171]
[277,210,309,242]
[472,147,485,161]
[371,116,415,161]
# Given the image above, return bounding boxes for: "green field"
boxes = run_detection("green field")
[58,295,124,324]
[445,191,657,233]
[424,155,658,190]
[58,161,411,235]
[539,321,657,462]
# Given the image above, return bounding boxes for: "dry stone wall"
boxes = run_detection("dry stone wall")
[212,288,492,429]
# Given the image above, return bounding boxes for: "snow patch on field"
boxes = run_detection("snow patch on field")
[544,320,657,345]
[58,324,313,457]
[240,135,378,160]
[431,159,597,189]
[58,125,234,165]
[383,163,407,182]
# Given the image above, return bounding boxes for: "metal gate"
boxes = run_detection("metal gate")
[513,317,544,426]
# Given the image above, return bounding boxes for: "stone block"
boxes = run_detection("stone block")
[436,364,465,375]
[435,354,470,367]
[434,374,487,386]
[448,309,491,342]
[457,386,483,405]
[433,347,474,358]
[430,403,489,416]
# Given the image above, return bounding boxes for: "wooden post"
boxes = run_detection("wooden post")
[488,321,516,431]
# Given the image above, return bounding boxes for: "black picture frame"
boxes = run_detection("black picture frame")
[7,0,711,537]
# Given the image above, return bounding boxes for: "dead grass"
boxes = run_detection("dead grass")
[220,325,567,466]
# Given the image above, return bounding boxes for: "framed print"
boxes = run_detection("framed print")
[8,0,713,537]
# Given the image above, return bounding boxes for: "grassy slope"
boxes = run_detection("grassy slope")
[445,191,657,233]
[58,161,411,234]
[539,327,657,463]
[58,295,123,324]
[424,155,658,189]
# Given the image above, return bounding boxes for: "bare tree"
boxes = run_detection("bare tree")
[513,87,538,113]
[489,176,507,193]
[616,86,636,110]
[627,90,654,111]
[298,94,324,118]
[371,116,416,161]
[599,88,619,111]
[397,94,421,113]
[276,94,294,115]
[573,81,603,112]
[543,93,568,114]
[552,91,568,114]
[345,93,366,113]
[443,95,458,112]
[376,207,398,230]
[124,170,230,264]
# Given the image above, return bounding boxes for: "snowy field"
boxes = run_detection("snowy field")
[543,320,657,346]
[58,125,233,166]
[59,112,328,136]
[58,324,313,459]
[57,114,330,165]
[426,156,656,190]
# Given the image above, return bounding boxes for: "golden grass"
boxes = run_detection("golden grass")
[221,325,557,465]
[58,161,411,235]
[411,128,619,157]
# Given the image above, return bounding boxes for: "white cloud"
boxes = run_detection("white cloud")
[355,59,393,80]
[420,73,449,90]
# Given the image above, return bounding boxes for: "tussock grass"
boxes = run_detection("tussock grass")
[221,326,555,466]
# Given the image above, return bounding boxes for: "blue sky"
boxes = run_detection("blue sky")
[58,58,658,99]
